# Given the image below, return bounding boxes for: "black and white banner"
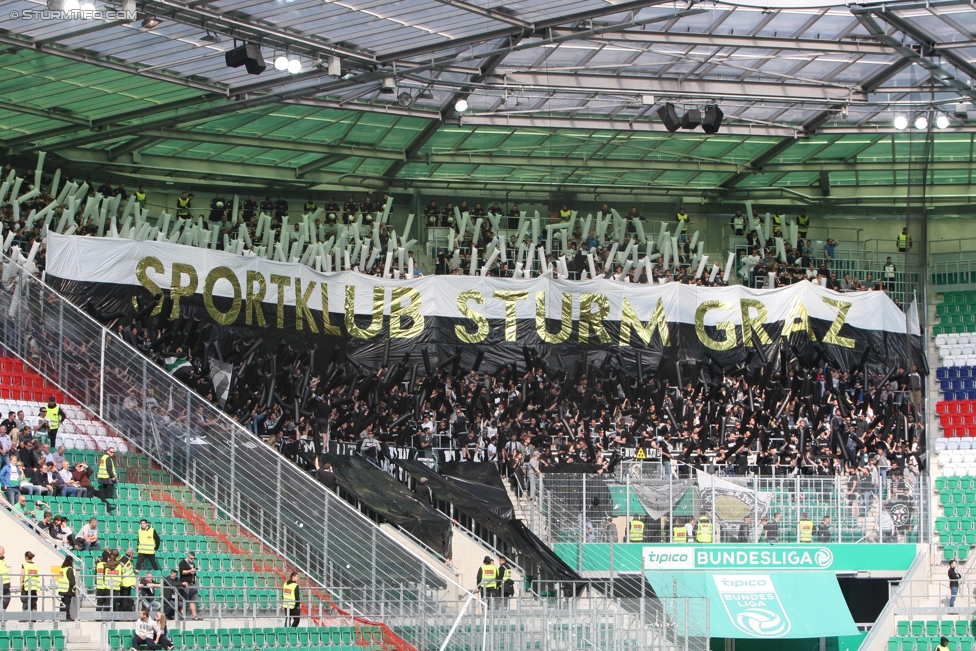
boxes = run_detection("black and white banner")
[45,234,923,375]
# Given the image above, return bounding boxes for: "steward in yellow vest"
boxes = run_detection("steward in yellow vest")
[0,548,10,610]
[478,556,500,605]
[282,572,301,627]
[21,552,40,615]
[672,524,688,544]
[57,558,77,621]
[798,514,814,543]
[136,520,160,571]
[629,517,645,543]
[696,516,713,543]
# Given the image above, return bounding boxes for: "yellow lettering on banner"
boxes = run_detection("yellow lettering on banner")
[821,296,856,348]
[294,278,318,333]
[455,290,489,343]
[535,292,572,344]
[319,284,341,336]
[390,287,425,339]
[619,297,670,347]
[202,266,242,325]
[636,448,646,459]
[345,285,384,339]
[245,271,267,327]
[270,274,292,329]
[740,298,772,348]
[579,293,611,343]
[492,291,529,342]
[169,263,198,318]
[696,300,736,351]
[781,294,817,341]
[133,257,164,315]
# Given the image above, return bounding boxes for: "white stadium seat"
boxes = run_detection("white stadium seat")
[960,439,973,450]
[948,439,961,450]
[937,439,948,451]
[960,335,972,345]
[948,334,960,345]
[937,334,949,347]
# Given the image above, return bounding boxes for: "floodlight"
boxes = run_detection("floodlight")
[141,16,160,28]
[455,98,469,112]
[914,115,928,130]
[893,115,908,130]
[287,58,302,74]
[274,55,289,71]
[936,114,950,129]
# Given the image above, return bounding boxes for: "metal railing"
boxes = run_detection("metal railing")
[528,473,928,565]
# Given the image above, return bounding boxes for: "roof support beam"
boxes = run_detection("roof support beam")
[864,8,976,82]
[295,155,350,178]
[431,0,533,28]
[549,29,895,55]
[851,9,976,103]
[502,72,864,104]
[56,147,385,189]
[107,136,160,161]
[383,42,518,182]
[458,114,798,137]
[0,100,90,126]
[379,0,680,62]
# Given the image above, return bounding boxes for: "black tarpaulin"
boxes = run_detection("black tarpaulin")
[439,461,506,490]
[397,460,582,583]
[324,454,452,554]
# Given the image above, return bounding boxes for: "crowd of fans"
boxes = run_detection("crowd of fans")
[3,162,926,502]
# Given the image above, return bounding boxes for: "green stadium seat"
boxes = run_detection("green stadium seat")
[928,622,941,636]
[913,622,926,636]
[944,622,957,636]
[960,546,970,563]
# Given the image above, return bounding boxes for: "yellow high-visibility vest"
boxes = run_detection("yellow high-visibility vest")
[104,565,121,590]
[95,561,106,590]
[46,405,62,430]
[799,520,814,543]
[22,562,40,592]
[57,568,72,595]
[696,522,713,543]
[898,233,908,249]
[672,527,687,543]
[0,558,9,585]
[138,528,157,555]
[97,454,111,481]
[121,559,136,588]
[479,565,497,589]
[282,582,298,609]
[629,520,645,542]
[798,214,809,227]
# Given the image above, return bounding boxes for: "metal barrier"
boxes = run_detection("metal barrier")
[529,472,929,565]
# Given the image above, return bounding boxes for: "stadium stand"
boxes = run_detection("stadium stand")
[889,619,975,651]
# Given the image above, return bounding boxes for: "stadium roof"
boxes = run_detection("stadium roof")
[1,0,975,202]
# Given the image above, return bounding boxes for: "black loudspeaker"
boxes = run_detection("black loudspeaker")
[702,105,724,133]
[225,43,266,75]
[819,171,831,196]
[658,103,680,132]
[680,109,702,129]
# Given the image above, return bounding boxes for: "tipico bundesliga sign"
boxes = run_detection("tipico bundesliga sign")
[644,545,834,571]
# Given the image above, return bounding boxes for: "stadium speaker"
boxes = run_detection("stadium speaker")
[225,43,266,75]
[702,105,724,133]
[819,171,831,196]
[680,108,702,129]
[658,103,680,132]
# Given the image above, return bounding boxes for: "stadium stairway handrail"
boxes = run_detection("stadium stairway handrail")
[858,546,929,651]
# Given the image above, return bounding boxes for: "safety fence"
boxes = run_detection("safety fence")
[528,472,929,556]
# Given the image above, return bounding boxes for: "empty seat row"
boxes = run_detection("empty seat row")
[939,368,976,380]
[899,621,974,637]
[0,631,65,651]
[107,626,379,650]
[941,464,976,477]
[936,439,976,452]
[889,636,974,651]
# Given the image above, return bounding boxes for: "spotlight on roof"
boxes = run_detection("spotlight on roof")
[287,58,302,74]
[274,55,289,71]
[893,114,908,130]
[62,0,80,10]
[914,115,928,130]
[79,1,95,10]
[454,98,469,113]
[200,31,221,43]
[141,16,161,28]
[657,102,680,132]
[936,114,950,129]
[397,92,413,108]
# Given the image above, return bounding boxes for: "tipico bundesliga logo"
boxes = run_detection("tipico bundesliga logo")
[644,546,834,570]
[713,575,792,638]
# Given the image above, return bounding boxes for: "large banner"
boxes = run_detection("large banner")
[45,234,923,373]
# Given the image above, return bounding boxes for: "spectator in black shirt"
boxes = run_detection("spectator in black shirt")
[260,196,274,215]
[274,196,288,220]
[209,194,226,222]
[97,181,114,197]
[242,196,257,220]
[316,462,337,492]
[177,553,199,620]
